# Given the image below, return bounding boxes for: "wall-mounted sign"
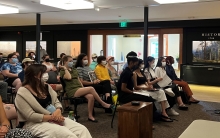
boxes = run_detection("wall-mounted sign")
[202,33,220,40]
[119,21,127,28]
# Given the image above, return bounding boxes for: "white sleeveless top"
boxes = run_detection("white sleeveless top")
[43,63,53,70]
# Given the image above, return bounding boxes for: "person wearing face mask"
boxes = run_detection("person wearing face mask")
[1,53,22,92]
[95,56,115,86]
[106,56,119,80]
[18,58,34,82]
[118,52,159,124]
[60,55,114,122]
[89,53,98,70]
[13,52,20,62]
[155,57,188,112]
[165,56,199,103]
[133,59,173,122]
[42,54,57,72]
[75,54,113,113]
[15,64,92,138]
[57,53,66,68]
[27,52,36,61]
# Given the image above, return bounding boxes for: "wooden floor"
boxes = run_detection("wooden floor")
[190,84,220,103]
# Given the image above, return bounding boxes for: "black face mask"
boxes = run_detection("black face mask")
[45,59,50,62]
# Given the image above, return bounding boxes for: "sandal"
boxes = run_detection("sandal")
[178,104,188,110]
[161,115,173,122]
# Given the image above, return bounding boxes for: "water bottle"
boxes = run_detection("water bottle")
[68,111,76,121]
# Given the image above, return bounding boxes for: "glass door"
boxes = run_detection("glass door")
[148,34,159,65]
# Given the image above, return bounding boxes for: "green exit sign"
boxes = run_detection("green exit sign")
[120,22,127,27]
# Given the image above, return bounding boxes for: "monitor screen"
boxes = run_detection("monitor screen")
[192,41,220,63]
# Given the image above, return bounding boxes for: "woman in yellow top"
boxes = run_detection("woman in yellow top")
[94,56,115,98]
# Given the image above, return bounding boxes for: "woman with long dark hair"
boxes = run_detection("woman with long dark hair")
[60,55,114,122]
[15,64,92,138]
[155,57,188,111]
[165,56,199,103]
[133,59,172,122]
[144,56,178,116]
[75,53,112,113]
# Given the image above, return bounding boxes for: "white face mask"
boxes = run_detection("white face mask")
[101,60,107,66]
[42,73,49,82]
[83,60,88,65]
[110,61,114,65]
[93,58,97,62]
[32,55,35,59]
[162,62,166,67]
[151,64,155,68]
[139,64,144,69]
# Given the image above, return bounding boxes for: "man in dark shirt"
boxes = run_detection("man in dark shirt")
[118,51,156,105]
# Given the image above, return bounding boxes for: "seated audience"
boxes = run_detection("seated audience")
[40,46,47,62]
[13,52,20,62]
[117,52,156,115]
[144,56,179,115]
[165,56,199,103]
[106,56,119,80]
[57,53,66,69]
[27,52,36,60]
[0,53,5,68]
[155,57,188,111]
[89,53,98,70]
[15,64,92,138]
[60,55,114,122]
[18,58,34,82]
[94,56,115,87]
[0,82,8,103]
[75,53,112,113]
[42,54,57,72]
[133,59,172,122]
[1,53,22,92]
[0,96,33,138]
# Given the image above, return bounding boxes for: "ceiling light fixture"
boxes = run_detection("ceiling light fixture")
[0,4,19,14]
[154,0,198,4]
[95,7,100,11]
[40,0,94,10]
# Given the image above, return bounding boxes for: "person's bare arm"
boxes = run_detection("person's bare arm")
[0,97,10,126]
[61,66,72,80]
[121,83,133,93]
[1,70,18,78]
[52,64,57,72]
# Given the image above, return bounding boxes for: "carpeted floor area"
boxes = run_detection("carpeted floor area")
[64,101,220,138]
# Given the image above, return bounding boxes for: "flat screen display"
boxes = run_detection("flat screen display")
[192,41,220,63]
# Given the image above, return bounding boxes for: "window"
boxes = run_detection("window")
[0,41,16,57]
[26,41,47,56]
[57,41,81,58]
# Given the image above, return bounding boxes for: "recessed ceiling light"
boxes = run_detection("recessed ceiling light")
[0,4,19,14]
[154,0,198,4]
[40,0,94,10]
[95,7,100,11]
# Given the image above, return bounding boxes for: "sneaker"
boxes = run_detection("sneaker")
[167,108,179,116]
[164,88,175,97]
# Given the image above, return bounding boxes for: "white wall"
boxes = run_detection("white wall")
[91,35,103,57]
[168,34,180,69]
[106,35,144,62]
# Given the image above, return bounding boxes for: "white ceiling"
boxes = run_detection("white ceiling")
[0,0,220,26]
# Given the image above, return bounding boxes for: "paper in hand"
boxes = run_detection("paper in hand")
[157,75,172,88]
